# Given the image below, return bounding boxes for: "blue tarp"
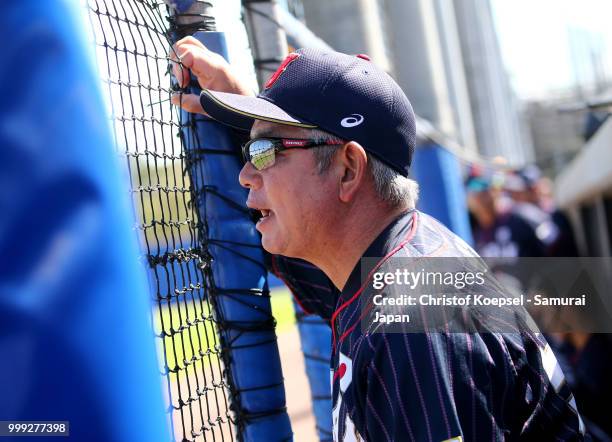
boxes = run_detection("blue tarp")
[0,1,169,440]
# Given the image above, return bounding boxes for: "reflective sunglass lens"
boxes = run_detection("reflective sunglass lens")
[248,139,275,170]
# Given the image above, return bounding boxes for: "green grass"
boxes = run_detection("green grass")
[270,287,297,333]
[152,287,296,372]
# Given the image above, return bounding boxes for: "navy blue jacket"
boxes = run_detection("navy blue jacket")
[272,210,586,441]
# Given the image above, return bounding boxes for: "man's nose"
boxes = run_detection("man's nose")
[238,161,262,190]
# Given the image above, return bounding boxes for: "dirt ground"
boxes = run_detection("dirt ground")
[277,326,318,442]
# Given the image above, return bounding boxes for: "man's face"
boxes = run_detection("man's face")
[239,120,338,259]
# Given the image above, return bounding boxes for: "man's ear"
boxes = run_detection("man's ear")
[337,141,368,203]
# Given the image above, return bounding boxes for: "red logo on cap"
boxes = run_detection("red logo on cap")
[264,52,300,89]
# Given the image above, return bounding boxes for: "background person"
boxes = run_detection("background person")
[466,170,547,257]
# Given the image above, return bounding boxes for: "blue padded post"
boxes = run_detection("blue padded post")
[178,31,292,441]
[0,1,169,441]
[411,143,474,245]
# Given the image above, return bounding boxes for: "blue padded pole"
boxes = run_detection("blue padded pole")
[0,1,169,441]
[411,143,474,244]
[177,31,292,441]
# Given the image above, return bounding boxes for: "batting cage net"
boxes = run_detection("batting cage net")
[87,1,237,440]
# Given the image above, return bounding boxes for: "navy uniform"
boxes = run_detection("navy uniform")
[473,210,547,258]
[273,210,586,441]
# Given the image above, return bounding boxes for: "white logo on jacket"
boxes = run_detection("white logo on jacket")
[332,352,363,441]
[340,114,364,128]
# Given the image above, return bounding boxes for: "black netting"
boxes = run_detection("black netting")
[87,1,236,440]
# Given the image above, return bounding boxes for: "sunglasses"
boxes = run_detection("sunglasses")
[242,137,345,171]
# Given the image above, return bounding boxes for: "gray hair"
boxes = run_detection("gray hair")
[308,128,419,210]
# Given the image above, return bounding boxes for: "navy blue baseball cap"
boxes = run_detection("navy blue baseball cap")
[199,48,416,176]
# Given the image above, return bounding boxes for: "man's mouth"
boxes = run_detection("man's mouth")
[255,208,273,228]
[246,199,274,227]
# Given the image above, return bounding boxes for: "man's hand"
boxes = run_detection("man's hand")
[169,36,254,113]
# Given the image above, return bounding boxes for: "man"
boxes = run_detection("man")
[506,167,580,258]
[466,172,547,258]
[171,37,586,441]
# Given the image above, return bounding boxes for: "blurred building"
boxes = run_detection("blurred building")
[525,96,586,177]
[382,0,479,157]
[567,26,610,98]
[297,0,533,166]
[523,74,612,177]
[452,0,533,165]
[299,0,393,73]
[555,101,612,257]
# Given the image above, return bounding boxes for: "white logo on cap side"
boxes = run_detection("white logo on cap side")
[340,114,364,128]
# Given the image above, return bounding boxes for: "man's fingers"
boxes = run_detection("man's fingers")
[169,36,206,65]
[168,36,253,99]
[171,93,208,116]
[170,39,230,90]
[174,36,206,51]
[170,44,204,88]
[171,53,191,88]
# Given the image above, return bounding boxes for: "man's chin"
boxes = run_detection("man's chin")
[261,234,300,258]
[261,235,283,255]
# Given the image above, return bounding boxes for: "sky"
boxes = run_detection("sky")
[491,0,612,99]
